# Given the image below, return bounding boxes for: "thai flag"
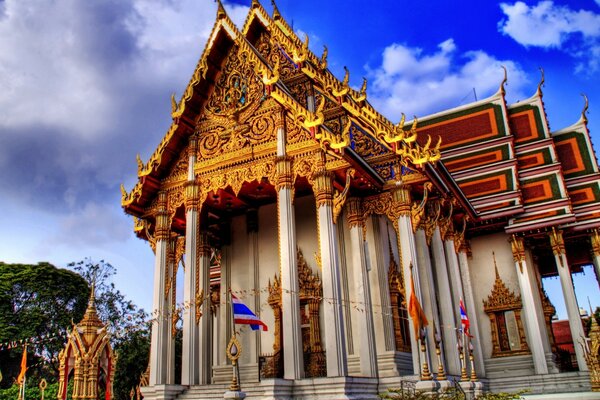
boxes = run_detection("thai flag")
[459,299,470,335]
[232,294,268,331]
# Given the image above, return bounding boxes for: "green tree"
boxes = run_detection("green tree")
[112,326,151,400]
[68,258,147,344]
[0,262,89,388]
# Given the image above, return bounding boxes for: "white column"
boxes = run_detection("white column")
[276,157,304,380]
[392,186,422,374]
[197,233,212,384]
[166,246,176,385]
[414,229,441,373]
[314,170,348,377]
[456,246,485,377]
[182,137,200,385]
[548,230,588,371]
[510,236,548,374]
[149,191,171,386]
[430,228,461,376]
[346,198,378,377]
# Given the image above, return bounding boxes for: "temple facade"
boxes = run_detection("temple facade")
[121,1,600,398]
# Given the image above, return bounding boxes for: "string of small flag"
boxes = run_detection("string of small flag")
[0,331,67,352]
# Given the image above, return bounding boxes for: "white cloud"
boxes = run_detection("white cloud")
[366,40,529,121]
[499,1,600,72]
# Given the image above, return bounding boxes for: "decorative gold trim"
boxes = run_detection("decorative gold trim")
[549,227,566,268]
[410,182,431,233]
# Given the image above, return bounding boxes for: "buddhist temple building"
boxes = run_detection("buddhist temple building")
[121,1,600,398]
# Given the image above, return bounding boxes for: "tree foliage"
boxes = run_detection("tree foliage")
[0,262,89,388]
[68,258,147,345]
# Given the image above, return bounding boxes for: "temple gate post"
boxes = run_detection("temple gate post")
[509,235,549,374]
[392,184,423,374]
[591,229,600,289]
[149,191,172,386]
[548,229,588,371]
[313,166,348,377]
[346,198,378,377]
[430,224,462,376]
[276,156,305,380]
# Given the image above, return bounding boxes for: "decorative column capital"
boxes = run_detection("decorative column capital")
[155,191,171,241]
[591,229,600,256]
[313,170,334,208]
[548,227,565,256]
[510,235,526,273]
[410,182,432,233]
[275,156,294,191]
[423,201,440,245]
[346,198,364,229]
[185,181,200,211]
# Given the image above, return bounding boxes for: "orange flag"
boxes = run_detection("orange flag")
[408,264,428,341]
[16,345,27,385]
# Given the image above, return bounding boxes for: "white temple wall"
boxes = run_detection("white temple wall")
[468,232,520,359]
[525,248,552,353]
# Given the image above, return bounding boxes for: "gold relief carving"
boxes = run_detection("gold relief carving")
[363,191,409,231]
[286,115,312,145]
[351,124,387,159]
[332,168,355,224]
[199,159,277,198]
[592,229,600,257]
[483,258,530,357]
[410,182,432,233]
[167,185,185,223]
[510,235,526,273]
[549,228,566,268]
[346,198,364,229]
[255,31,302,81]
[423,201,441,246]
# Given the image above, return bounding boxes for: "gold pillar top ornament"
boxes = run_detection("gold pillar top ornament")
[510,235,526,273]
[591,229,600,257]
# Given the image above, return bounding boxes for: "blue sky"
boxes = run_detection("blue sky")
[0,0,598,319]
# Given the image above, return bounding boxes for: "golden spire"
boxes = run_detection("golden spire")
[216,0,227,20]
[271,0,281,19]
[80,281,103,328]
[492,252,500,280]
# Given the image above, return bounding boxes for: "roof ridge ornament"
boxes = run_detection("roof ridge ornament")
[319,45,328,70]
[581,93,589,125]
[499,65,508,96]
[536,67,545,97]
